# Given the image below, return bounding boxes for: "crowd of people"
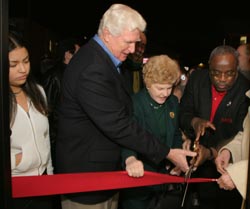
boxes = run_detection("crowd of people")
[8,3,250,209]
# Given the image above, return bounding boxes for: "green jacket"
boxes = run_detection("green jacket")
[121,88,182,209]
[122,88,182,172]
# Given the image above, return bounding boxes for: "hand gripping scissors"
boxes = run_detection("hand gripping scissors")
[181,138,200,207]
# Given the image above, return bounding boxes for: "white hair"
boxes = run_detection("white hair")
[98,4,146,36]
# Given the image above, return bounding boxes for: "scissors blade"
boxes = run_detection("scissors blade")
[185,165,193,182]
[181,165,194,207]
[181,136,200,207]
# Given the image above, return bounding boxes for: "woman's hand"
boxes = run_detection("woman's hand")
[15,152,22,166]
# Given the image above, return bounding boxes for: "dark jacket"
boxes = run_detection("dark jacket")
[55,38,169,204]
[122,89,182,172]
[121,58,144,95]
[120,89,182,209]
[41,61,66,142]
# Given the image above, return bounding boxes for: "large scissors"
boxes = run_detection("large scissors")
[181,138,200,207]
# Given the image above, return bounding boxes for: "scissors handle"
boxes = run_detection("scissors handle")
[181,138,200,207]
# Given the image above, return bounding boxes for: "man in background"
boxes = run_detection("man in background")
[237,43,250,81]
[122,31,147,94]
[41,37,82,167]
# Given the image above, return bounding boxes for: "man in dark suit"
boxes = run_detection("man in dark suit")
[179,45,250,209]
[121,31,147,95]
[55,3,196,209]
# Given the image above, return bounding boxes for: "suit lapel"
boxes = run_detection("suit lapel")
[200,78,212,120]
[90,39,131,97]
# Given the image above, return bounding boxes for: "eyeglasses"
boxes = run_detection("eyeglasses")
[210,69,236,78]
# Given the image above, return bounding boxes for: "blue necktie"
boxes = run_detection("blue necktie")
[117,63,122,74]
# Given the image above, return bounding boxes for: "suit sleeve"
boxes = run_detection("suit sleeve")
[179,71,197,139]
[219,132,243,163]
[76,64,169,164]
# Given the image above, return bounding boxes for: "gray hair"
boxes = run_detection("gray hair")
[244,43,250,56]
[208,45,239,66]
[98,4,146,36]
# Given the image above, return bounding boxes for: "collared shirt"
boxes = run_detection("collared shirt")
[93,34,122,73]
[210,85,227,122]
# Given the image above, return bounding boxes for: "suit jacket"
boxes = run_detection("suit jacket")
[179,68,250,149]
[121,58,144,95]
[55,38,169,204]
[220,90,250,201]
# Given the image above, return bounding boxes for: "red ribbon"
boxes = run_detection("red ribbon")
[12,171,216,198]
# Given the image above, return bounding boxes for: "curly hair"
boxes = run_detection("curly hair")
[142,55,180,87]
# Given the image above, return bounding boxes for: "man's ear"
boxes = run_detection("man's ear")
[102,28,111,42]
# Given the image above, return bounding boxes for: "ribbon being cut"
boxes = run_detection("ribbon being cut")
[12,171,216,198]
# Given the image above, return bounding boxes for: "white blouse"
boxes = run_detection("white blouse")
[10,86,53,176]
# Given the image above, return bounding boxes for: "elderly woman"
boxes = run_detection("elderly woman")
[121,54,183,209]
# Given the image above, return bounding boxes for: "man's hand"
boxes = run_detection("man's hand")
[215,149,231,174]
[182,139,192,150]
[217,172,235,191]
[167,149,197,173]
[191,117,216,141]
[125,156,144,177]
[192,145,215,167]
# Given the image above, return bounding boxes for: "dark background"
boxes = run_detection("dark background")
[9,0,250,68]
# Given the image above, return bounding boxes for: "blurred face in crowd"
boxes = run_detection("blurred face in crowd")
[102,28,141,61]
[128,32,147,63]
[9,47,30,91]
[237,45,249,71]
[64,44,81,65]
[209,53,238,92]
[147,83,173,104]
